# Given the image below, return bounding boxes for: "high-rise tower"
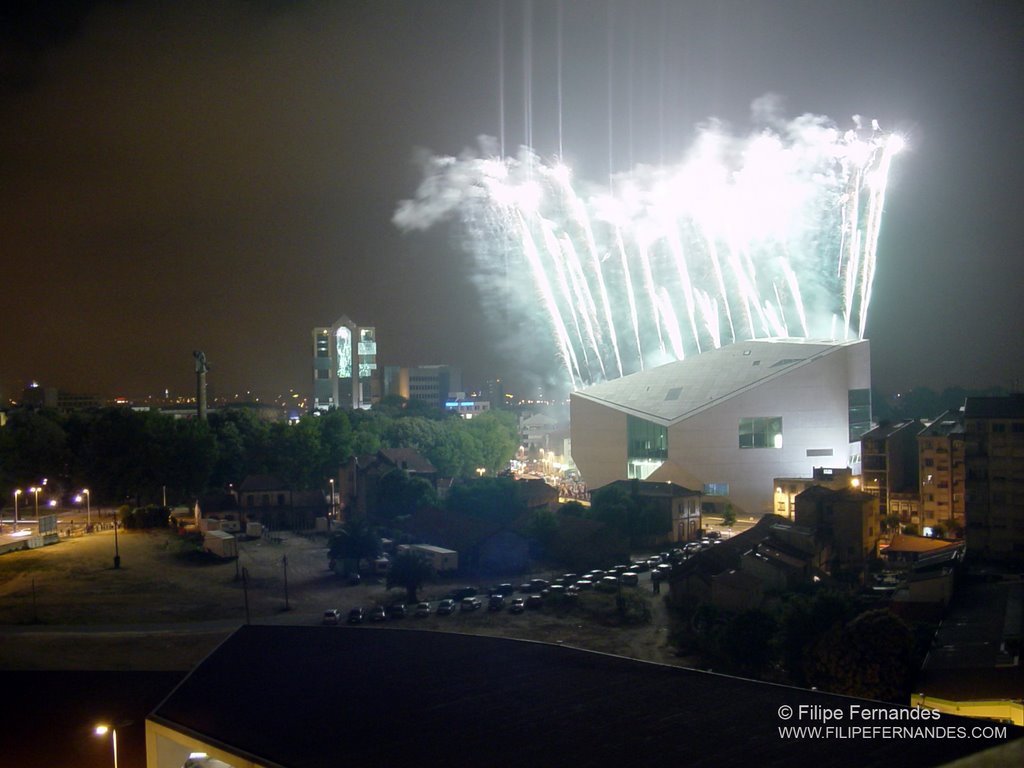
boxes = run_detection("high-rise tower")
[312,316,378,410]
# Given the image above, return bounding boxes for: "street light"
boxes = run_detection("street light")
[30,486,40,518]
[12,489,21,532]
[82,489,91,527]
[94,724,118,768]
[329,478,335,524]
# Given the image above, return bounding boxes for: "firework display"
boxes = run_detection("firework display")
[395,116,902,389]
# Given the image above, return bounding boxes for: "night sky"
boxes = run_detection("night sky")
[2,0,1022,403]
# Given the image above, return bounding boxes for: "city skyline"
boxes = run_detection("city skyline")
[3,1,1023,402]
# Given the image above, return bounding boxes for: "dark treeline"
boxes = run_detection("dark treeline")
[0,399,519,508]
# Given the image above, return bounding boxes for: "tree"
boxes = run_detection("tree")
[268,416,322,490]
[718,609,778,679]
[446,476,525,526]
[463,411,518,474]
[804,608,915,702]
[558,501,587,517]
[318,409,354,477]
[881,513,902,535]
[327,517,380,575]
[588,484,635,538]
[386,550,434,603]
[721,504,737,527]
[376,469,437,521]
[525,509,559,556]
[777,591,857,686]
[0,408,69,490]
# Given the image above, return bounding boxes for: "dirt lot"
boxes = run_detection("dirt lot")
[0,528,685,671]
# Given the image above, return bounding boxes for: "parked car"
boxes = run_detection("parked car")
[322,609,341,625]
[620,572,639,586]
[347,607,365,624]
[528,579,550,591]
[450,586,479,601]
[509,597,526,614]
[388,603,407,619]
[575,579,594,591]
[369,605,387,622]
[347,572,362,586]
[460,596,482,612]
[526,594,543,609]
[488,594,506,611]
[598,575,620,592]
[437,598,457,615]
[414,602,431,618]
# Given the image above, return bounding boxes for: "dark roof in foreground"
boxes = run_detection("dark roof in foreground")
[149,625,1018,768]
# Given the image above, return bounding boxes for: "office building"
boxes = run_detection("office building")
[312,316,378,410]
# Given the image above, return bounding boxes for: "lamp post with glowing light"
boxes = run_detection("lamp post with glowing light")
[329,478,335,526]
[30,486,40,518]
[83,488,91,527]
[12,489,21,532]
[94,724,118,768]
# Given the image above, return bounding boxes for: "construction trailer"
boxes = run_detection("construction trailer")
[203,529,238,559]
[399,543,458,573]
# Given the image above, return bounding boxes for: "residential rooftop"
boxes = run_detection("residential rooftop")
[150,625,1017,768]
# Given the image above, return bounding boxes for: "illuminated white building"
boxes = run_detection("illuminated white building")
[570,339,872,516]
[312,316,378,410]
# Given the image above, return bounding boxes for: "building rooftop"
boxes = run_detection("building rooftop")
[917,579,1024,701]
[918,410,965,438]
[592,479,701,498]
[964,394,1024,419]
[861,419,922,441]
[573,339,863,425]
[886,534,960,555]
[149,625,1014,768]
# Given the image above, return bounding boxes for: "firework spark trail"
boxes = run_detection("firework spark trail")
[613,224,644,370]
[859,135,902,340]
[665,227,702,354]
[781,258,809,338]
[560,236,605,379]
[394,113,902,388]
[516,211,583,387]
[636,240,668,355]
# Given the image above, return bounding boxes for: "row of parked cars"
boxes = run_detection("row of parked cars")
[322,547,718,627]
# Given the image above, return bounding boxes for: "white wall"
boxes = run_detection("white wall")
[569,396,628,489]
[571,343,870,515]
[669,347,858,514]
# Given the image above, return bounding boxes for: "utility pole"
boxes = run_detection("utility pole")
[113,512,121,569]
[282,554,290,611]
[242,567,250,624]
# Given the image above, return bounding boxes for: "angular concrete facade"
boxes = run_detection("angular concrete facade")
[570,339,870,515]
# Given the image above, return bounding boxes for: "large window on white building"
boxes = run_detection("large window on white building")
[627,415,667,479]
[739,417,783,449]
